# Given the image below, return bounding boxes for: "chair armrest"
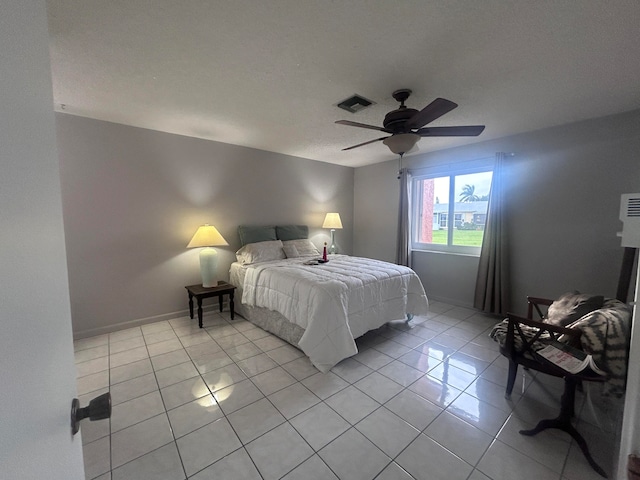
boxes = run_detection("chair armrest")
[503,313,582,358]
[507,314,579,337]
[526,296,554,320]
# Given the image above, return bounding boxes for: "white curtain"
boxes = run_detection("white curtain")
[396,167,412,267]
[473,152,510,314]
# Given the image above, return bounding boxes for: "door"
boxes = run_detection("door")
[0,1,86,478]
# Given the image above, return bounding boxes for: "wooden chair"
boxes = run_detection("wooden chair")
[497,296,608,478]
[501,296,584,399]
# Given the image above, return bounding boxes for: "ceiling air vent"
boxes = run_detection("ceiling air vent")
[336,94,374,114]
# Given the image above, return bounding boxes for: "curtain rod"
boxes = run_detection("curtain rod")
[402,152,516,176]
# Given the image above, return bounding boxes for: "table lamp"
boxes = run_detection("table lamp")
[187,224,228,287]
[322,213,343,254]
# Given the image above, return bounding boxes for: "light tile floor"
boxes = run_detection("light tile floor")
[74,302,624,480]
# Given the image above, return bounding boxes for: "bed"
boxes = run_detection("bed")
[229,224,429,372]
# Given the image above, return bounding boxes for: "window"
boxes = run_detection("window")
[412,166,493,255]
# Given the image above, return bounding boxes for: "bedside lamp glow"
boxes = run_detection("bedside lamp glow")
[322,213,343,254]
[187,225,229,287]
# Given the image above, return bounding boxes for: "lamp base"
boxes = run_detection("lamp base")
[329,229,337,254]
[199,247,219,288]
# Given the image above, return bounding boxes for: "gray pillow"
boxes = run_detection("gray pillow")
[276,225,308,241]
[238,225,277,246]
[545,292,604,327]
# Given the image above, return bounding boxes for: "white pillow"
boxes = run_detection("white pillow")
[282,239,320,257]
[236,240,285,265]
[282,244,300,258]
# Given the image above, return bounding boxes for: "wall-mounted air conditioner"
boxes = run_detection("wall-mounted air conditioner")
[620,193,640,248]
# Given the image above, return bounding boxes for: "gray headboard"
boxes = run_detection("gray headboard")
[238,225,308,246]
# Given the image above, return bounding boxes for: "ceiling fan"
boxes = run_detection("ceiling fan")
[336,89,485,155]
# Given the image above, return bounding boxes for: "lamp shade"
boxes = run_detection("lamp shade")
[186,225,229,248]
[322,213,343,229]
[382,133,420,155]
[187,225,228,288]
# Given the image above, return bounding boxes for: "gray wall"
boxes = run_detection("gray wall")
[1,0,85,477]
[353,160,399,263]
[56,114,354,337]
[354,109,640,315]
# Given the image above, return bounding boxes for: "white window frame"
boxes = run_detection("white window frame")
[410,160,494,256]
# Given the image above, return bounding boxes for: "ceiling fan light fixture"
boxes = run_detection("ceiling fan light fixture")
[383,133,420,154]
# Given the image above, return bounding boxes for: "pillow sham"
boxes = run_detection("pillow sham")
[238,225,277,246]
[276,225,309,241]
[545,292,604,327]
[236,240,285,265]
[282,239,320,257]
[282,244,300,258]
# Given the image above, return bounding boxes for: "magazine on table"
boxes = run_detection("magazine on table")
[536,340,606,376]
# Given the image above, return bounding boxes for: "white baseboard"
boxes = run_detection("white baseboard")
[72,304,222,339]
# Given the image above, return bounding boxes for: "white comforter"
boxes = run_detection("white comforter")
[241,255,429,372]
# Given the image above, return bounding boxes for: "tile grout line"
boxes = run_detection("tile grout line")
[76,305,607,480]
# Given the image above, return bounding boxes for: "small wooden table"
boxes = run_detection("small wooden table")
[185,282,236,328]
[520,359,608,477]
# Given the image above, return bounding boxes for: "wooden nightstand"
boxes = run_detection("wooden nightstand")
[185,282,237,328]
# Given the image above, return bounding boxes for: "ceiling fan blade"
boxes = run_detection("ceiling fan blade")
[416,125,485,137]
[405,98,458,130]
[342,136,389,151]
[336,120,393,133]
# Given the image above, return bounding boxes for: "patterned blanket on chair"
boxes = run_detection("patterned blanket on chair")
[491,299,632,397]
[567,299,631,397]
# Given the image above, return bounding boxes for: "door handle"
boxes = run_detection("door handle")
[71,392,111,435]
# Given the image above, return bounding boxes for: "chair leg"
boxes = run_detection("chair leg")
[505,360,518,399]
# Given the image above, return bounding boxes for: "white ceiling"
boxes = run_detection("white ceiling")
[47,0,640,167]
